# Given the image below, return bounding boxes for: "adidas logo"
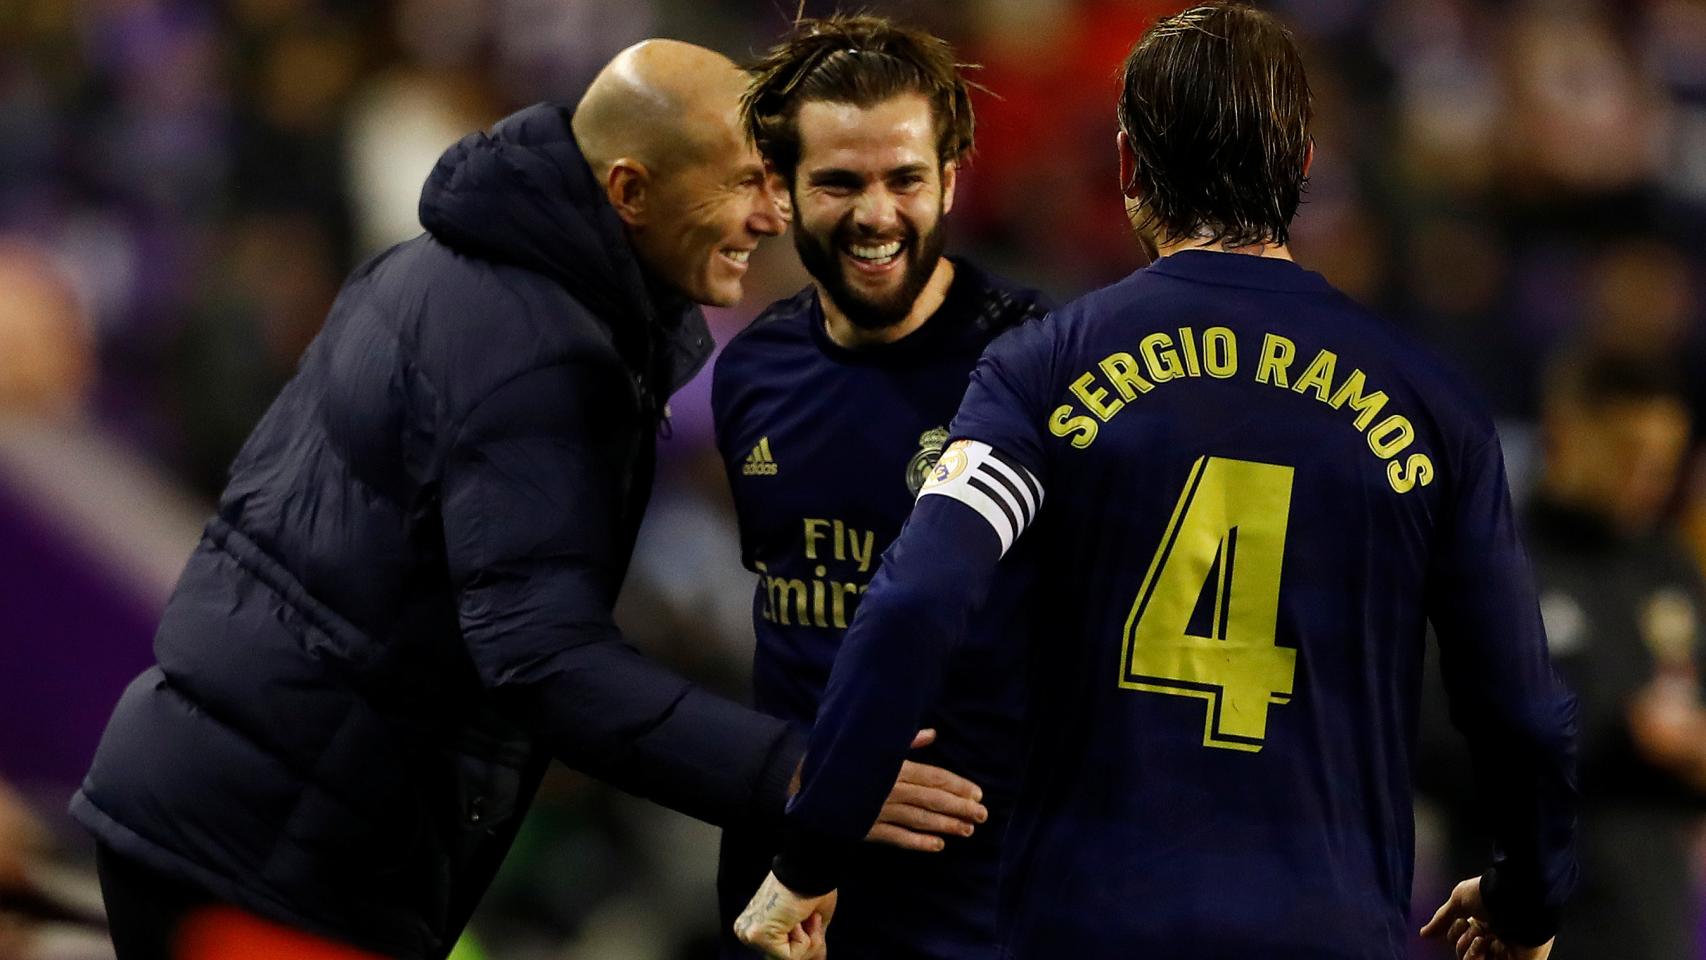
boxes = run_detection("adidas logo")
[742,437,778,476]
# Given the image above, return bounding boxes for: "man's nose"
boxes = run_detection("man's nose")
[765,170,793,224]
[852,188,900,233]
[750,180,788,236]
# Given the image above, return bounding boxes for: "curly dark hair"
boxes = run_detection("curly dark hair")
[1117,3,1313,247]
[741,13,977,185]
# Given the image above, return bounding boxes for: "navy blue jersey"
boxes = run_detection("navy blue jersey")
[778,251,1577,959]
[712,258,1049,958]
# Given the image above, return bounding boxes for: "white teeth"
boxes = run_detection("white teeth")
[848,241,902,262]
[724,249,751,263]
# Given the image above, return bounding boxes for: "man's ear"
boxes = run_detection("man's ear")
[1303,138,1315,179]
[940,159,959,216]
[605,159,650,227]
[1117,130,1159,264]
[1117,130,1142,200]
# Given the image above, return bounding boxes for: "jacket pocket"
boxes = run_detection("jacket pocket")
[447,710,534,831]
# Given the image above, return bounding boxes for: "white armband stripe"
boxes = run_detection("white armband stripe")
[917,439,1045,558]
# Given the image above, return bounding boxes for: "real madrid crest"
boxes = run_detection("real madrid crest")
[905,427,951,496]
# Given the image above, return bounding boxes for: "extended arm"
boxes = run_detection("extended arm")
[1426,436,1579,948]
[444,362,802,829]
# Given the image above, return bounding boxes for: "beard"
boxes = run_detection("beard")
[794,209,948,331]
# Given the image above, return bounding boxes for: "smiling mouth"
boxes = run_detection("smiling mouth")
[720,248,752,266]
[844,239,904,270]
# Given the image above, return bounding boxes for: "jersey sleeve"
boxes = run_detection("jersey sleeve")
[770,325,1052,894]
[1427,433,1579,945]
[946,313,1058,482]
[772,492,1014,894]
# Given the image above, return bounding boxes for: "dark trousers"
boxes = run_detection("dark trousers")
[95,844,219,960]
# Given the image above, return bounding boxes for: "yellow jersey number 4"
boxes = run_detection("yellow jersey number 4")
[1119,456,1297,752]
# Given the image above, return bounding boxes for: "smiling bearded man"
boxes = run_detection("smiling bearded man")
[710,15,1051,960]
[783,95,953,331]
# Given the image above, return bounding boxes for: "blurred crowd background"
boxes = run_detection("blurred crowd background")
[3,0,1706,957]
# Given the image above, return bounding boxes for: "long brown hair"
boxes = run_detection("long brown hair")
[1118,3,1313,247]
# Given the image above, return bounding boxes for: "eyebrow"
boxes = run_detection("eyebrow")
[805,162,933,184]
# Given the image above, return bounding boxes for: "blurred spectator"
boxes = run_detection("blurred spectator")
[0,778,49,896]
[1426,348,1703,960]
[0,776,117,960]
[343,0,503,257]
[1581,236,1698,365]
[343,68,499,257]
[1499,9,1664,205]
[1531,350,1703,960]
[0,777,49,958]
[169,212,340,496]
[0,239,93,420]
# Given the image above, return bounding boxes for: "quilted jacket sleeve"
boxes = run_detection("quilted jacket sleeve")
[441,359,802,829]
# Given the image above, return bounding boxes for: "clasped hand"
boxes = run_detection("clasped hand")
[740,729,987,957]
[1421,876,1555,960]
[864,729,987,851]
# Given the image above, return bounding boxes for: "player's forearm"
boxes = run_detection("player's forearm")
[776,501,1002,894]
[1451,655,1579,944]
[774,584,945,893]
[1431,445,1580,942]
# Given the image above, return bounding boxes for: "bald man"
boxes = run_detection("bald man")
[571,40,778,308]
[72,41,983,960]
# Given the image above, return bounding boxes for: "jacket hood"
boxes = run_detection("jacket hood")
[418,104,713,394]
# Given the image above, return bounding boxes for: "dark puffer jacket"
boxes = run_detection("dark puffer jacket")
[71,103,803,960]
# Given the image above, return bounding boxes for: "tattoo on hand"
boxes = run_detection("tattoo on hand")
[735,884,781,936]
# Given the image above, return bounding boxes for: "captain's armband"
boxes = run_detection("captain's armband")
[918,440,1043,556]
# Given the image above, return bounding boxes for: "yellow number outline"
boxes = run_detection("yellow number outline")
[1119,456,1298,752]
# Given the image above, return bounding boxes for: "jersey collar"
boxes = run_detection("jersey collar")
[1145,249,1335,294]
